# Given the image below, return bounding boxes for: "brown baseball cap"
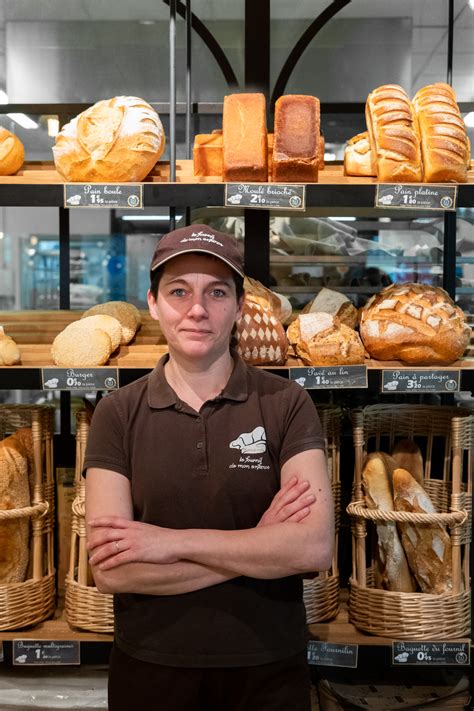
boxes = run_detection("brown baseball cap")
[150,224,244,278]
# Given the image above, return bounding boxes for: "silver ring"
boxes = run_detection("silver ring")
[115,540,120,552]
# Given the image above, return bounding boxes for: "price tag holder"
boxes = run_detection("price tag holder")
[307,640,358,668]
[13,640,81,666]
[392,641,470,666]
[225,183,305,210]
[381,369,460,394]
[42,367,119,391]
[64,183,143,209]
[375,184,457,211]
[290,365,367,389]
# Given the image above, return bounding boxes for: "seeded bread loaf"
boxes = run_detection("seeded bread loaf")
[359,283,471,365]
[287,312,366,366]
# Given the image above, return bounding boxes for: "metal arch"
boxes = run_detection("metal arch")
[270,0,351,110]
[162,0,240,90]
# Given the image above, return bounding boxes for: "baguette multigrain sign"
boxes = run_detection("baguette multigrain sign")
[307,640,358,668]
[13,640,80,666]
[375,183,457,210]
[381,369,460,393]
[392,641,470,666]
[290,365,367,389]
[225,183,306,210]
[64,183,143,209]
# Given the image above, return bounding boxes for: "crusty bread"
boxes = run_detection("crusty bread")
[344,131,375,177]
[222,93,268,182]
[82,301,141,345]
[413,82,469,183]
[362,453,416,592]
[0,326,21,365]
[53,96,165,182]
[244,276,292,324]
[272,95,320,182]
[366,84,422,182]
[391,439,424,486]
[301,288,358,329]
[0,430,31,584]
[287,312,366,366]
[393,467,452,595]
[359,283,471,365]
[235,301,288,365]
[0,127,24,176]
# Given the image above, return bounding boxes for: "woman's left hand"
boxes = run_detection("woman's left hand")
[87,517,183,570]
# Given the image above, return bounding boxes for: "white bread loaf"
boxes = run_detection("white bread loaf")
[53,96,165,182]
[366,84,422,182]
[362,453,416,592]
[0,430,31,584]
[413,82,469,183]
[391,439,424,486]
[0,127,24,175]
[235,301,288,365]
[301,288,358,329]
[343,131,375,177]
[287,312,366,366]
[393,467,452,594]
[359,283,471,365]
[0,326,21,365]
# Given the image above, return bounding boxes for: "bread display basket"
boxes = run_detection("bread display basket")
[0,405,55,630]
[65,409,113,633]
[347,405,471,640]
[303,404,341,624]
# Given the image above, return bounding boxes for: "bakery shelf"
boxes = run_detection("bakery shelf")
[0,161,473,208]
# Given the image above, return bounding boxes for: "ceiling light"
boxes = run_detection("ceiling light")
[121,215,183,221]
[0,90,8,104]
[7,113,38,129]
[469,0,474,10]
[464,111,474,127]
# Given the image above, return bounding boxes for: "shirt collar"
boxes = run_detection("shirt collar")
[147,351,248,409]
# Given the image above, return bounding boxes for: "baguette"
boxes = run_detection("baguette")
[222,93,268,182]
[413,82,469,183]
[391,439,424,486]
[366,84,422,182]
[272,95,320,182]
[393,467,452,594]
[362,453,416,592]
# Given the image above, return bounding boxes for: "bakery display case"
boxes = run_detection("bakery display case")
[0,3,472,705]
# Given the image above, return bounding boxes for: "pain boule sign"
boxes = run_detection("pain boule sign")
[225,183,305,210]
[64,183,143,209]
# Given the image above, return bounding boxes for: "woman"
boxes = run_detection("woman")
[85,224,334,711]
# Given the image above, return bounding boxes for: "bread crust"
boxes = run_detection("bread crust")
[0,127,24,176]
[287,313,366,366]
[272,95,320,182]
[235,301,288,365]
[222,93,268,182]
[344,131,375,177]
[391,439,424,486]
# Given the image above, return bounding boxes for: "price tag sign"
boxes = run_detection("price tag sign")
[290,365,367,389]
[307,640,358,668]
[375,184,457,211]
[225,183,305,210]
[13,640,80,666]
[42,367,119,391]
[64,183,143,209]
[392,641,470,666]
[381,369,460,394]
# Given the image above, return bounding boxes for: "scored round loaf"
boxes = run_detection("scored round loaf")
[81,301,141,345]
[235,301,288,365]
[287,312,366,366]
[53,96,165,182]
[0,127,24,175]
[359,282,471,365]
[51,325,112,367]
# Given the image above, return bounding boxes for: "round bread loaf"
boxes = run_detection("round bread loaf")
[288,312,365,366]
[81,301,141,345]
[67,315,122,352]
[53,96,165,182]
[359,283,471,364]
[235,301,288,365]
[0,326,21,365]
[52,326,112,367]
[0,127,24,175]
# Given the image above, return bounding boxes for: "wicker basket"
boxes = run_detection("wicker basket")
[346,404,472,639]
[0,405,55,630]
[65,410,114,633]
[303,405,342,624]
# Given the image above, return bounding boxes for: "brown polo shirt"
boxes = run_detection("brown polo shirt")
[84,352,325,668]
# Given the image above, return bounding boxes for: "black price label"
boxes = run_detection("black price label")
[42,367,119,391]
[290,365,367,389]
[225,183,305,210]
[64,183,143,209]
[13,640,80,666]
[376,184,457,211]
[381,369,460,394]
[392,641,470,666]
[307,640,358,668]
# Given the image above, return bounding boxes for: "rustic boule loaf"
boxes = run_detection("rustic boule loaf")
[53,96,165,182]
[235,301,288,365]
[0,127,24,175]
[359,283,471,365]
[287,312,366,366]
[81,301,141,345]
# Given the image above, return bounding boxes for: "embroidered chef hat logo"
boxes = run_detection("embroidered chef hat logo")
[229,426,267,454]
[150,223,244,278]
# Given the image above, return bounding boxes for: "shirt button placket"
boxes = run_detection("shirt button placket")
[195,415,207,476]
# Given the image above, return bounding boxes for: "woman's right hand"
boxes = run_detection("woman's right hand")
[257,477,315,527]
